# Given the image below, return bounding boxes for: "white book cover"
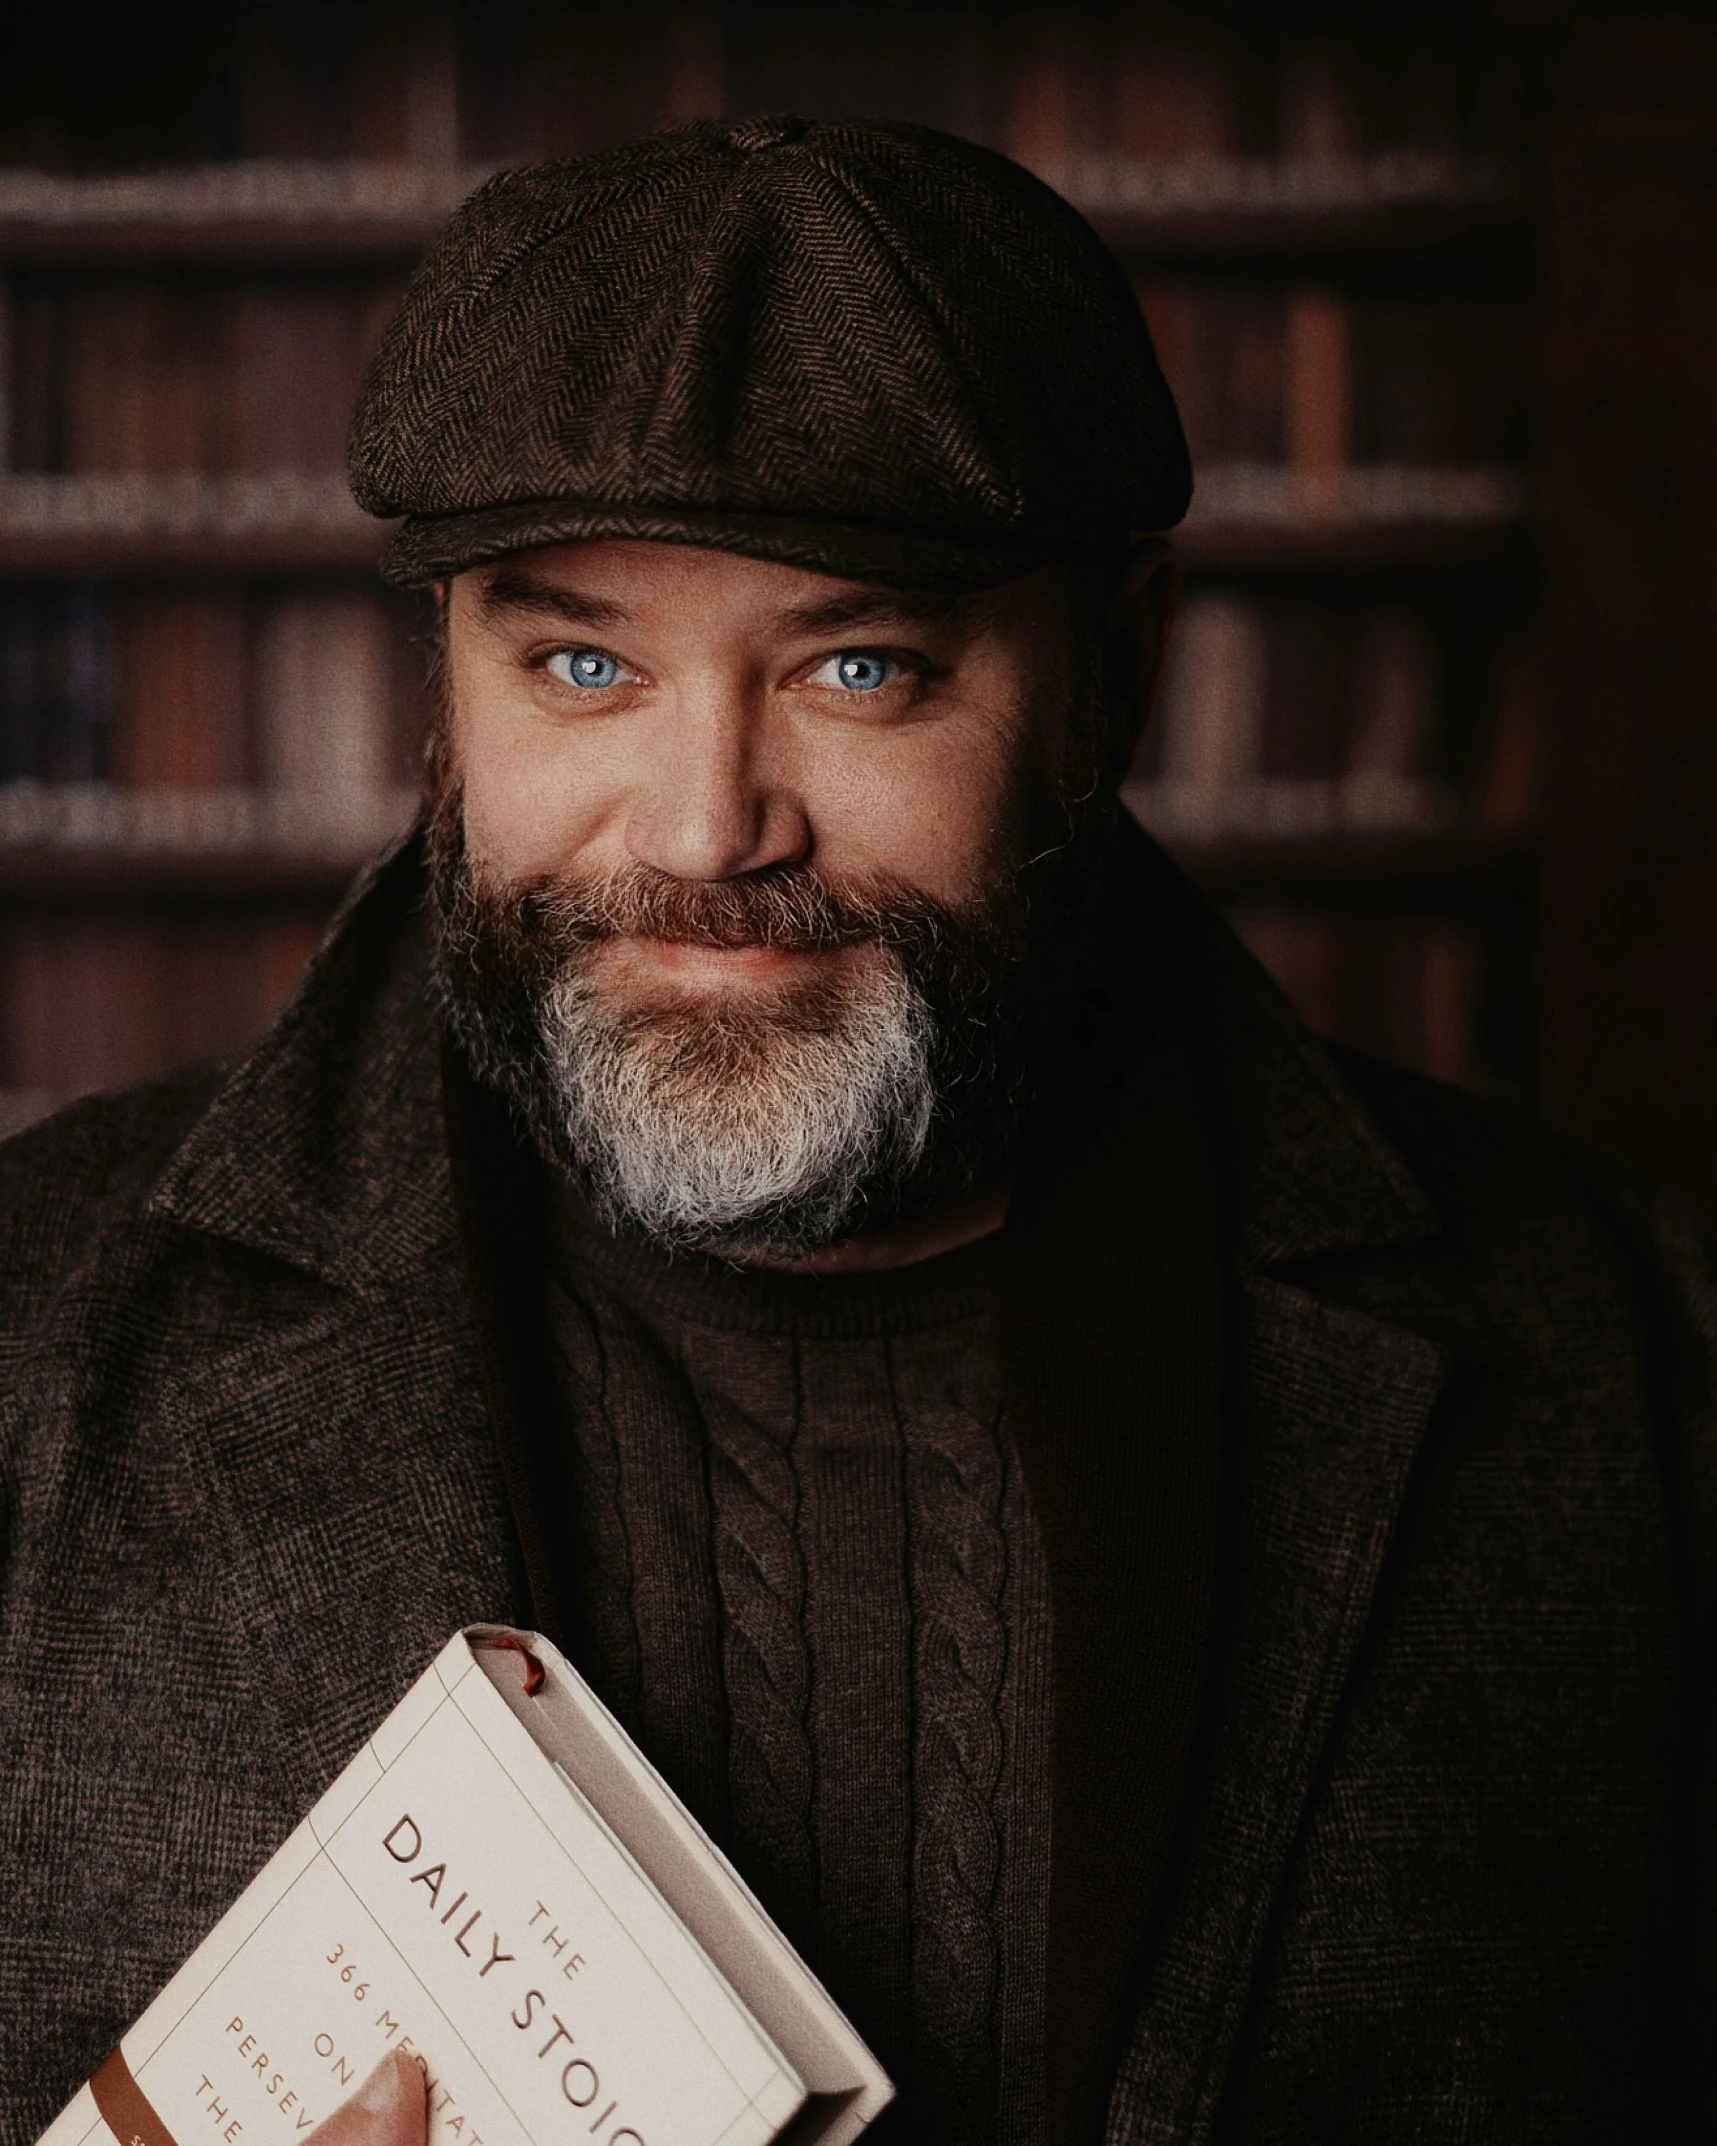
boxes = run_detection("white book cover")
[39,1626,892,2146]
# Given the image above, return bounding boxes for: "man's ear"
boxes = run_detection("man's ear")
[1104,536,1181,767]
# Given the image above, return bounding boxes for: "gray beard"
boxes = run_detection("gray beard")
[429,831,1033,1262]
[537,941,940,1258]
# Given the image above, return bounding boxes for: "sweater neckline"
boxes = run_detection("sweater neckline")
[543,1169,1001,1339]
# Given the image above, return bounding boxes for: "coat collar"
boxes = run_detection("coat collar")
[138,833,535,1823]
[148,834,456,1298]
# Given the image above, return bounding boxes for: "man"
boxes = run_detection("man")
[1,117,1711,2145]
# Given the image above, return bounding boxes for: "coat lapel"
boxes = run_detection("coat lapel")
[1096,828,1455,2143]
[143,838,528,1814]
[999,876,1223,2146]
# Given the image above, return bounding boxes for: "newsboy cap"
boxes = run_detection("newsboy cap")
[350,115,1191,590]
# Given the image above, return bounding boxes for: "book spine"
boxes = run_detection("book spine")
[1133,588,1458,832]
[111,589,250,791]
[1285,288,1353,521]
[1152,591,1268,825]
[253,588,397,849]
[228,280,382,471]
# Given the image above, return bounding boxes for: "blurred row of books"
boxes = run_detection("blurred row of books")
[2,274,1523,490]
[0,148,1511,234]
[1,9,1525,177]
[0,905,327,1138]
[1128,589,1538,840]
[0,582,421,851]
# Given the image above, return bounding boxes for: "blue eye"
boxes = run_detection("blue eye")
[550,648,622,688]
[832,652,893,691]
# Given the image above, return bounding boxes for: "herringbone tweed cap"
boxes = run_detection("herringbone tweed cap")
[350,114,1191,589]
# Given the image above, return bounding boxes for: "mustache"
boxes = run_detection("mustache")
[467,856,1019,964]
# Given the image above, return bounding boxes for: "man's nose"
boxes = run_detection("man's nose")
[625,683,809,881]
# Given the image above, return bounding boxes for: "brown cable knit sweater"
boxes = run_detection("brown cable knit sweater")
[542,1176,1051,2146]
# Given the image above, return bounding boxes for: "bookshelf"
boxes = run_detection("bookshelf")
[0,4,1556,1132]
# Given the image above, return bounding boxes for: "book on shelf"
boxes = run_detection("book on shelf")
[228,277,407,470]
[1133,588,1456,839]
[998,12,1514,214]
[10,271,404,480]
[0,583,421,857]
[114,589,250,789]
[254,587,402,849]
[0,905,338,1133]
[39,1624,893,2146]
[0,580,109,784]
[1231,906,1484,1091]
[1136,281,1528,516]
[1135,286,1284,463]
[1284,287,1351,520]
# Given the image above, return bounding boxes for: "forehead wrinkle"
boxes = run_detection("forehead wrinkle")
[474,569,631,631]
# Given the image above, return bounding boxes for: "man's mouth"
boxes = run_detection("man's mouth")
[593,934,855,991]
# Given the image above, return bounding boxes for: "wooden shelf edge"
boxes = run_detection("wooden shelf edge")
[0,159,1526,268]
[0,529,386,576]
[1155,826,1537,903]
[1092,199,1530,267]
[0,521,1533,580]
[1174,520,1537,575]
[0,848,369,901]
[0,216,442,267]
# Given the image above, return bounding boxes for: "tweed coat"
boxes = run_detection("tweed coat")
[0,822,1711,2143]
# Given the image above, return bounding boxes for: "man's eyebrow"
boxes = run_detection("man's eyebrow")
[774,586,972,636]
[474,571,630,631]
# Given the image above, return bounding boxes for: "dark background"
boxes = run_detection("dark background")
[1,1,1714,1218]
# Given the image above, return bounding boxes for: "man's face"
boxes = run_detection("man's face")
[433,538,1094,1257]
[445,538,1078,942]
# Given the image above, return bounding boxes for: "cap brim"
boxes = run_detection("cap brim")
[377,497,1070,592]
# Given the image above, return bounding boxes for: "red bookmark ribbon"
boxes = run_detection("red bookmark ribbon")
[91,2047,179,2146]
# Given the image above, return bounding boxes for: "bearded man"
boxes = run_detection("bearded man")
[1,118,1711,2146]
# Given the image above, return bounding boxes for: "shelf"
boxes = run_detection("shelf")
[0,465,1534,581]
[1175,519,1536,577]
[0,161,482,267]
[0,154,1528,271]
[0,473,384,575]
[0,783,416,896]
[0,846,367,906]
[1055,153,1528,268]
[1179,464,1535,573]
[1155,825,1535,908]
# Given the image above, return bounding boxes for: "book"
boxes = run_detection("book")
[228,280,380,472]
[1144,589,1268,833]
[0,581,112,785]
[1230,906,1483,1092]
[252,588,405,851]
[1134,283,1285,465]
[38,1624,894,2146]
[1284,287,1352,521]
[60,278,228,473]
[112,589,250,790]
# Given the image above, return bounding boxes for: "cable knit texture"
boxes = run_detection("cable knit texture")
[543,1175,1051,2145]
[696,1346,819,1954]
[903,1374,1009,2130]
